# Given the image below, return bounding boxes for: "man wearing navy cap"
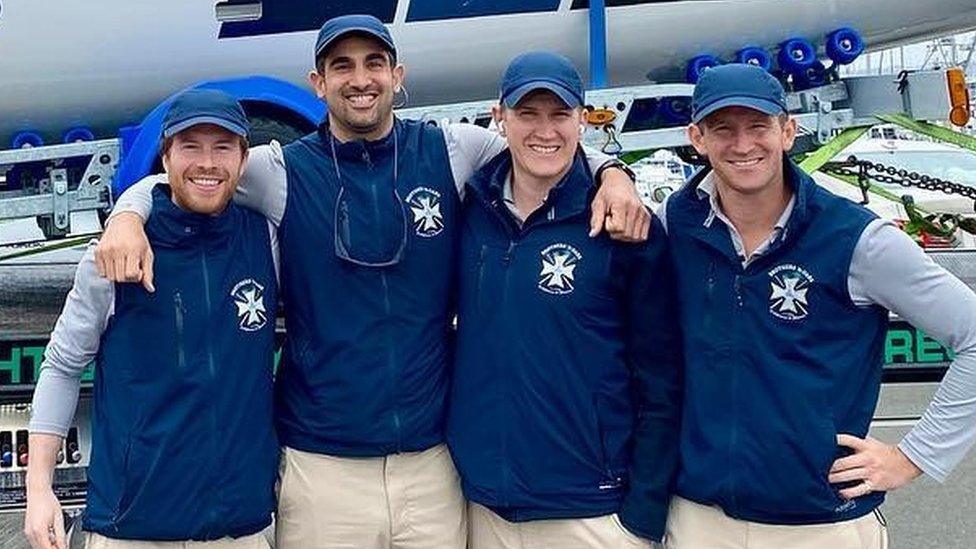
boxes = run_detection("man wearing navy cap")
[24,89,279,548]
[659,63,976,548]
[95,13,649,549]
[449,51,682,549]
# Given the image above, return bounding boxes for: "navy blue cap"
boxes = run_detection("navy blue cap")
[691,63,788,123]
[315,14,397,63]
[162,89,249,139]
[500,51,584,109]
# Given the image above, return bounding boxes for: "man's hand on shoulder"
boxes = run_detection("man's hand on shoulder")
[589,165,651,243]
[95,212,155,292]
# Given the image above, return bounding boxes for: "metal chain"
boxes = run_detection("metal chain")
[821,156,976,239]
[821,156,976,201]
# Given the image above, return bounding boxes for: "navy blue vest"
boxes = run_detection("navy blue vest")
[276,118,458,456]
[666,159,889,525]
[448,151,680,540]
[84,186,278,540]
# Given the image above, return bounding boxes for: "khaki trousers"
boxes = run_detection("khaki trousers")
[665,497,888,549]
[85,532,269,549]
[468,502,653,549]
[275,443,466,549]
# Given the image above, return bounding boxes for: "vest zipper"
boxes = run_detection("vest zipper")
[369,165,401,451]
[201,247,220,535]
[728,272,745,513]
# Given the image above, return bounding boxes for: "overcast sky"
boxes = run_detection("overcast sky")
[842,31,976,77]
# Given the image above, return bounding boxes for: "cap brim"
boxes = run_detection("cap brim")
[163,116,248,138]
[692,96,785,123]
[315,27,397,59]
[503,82,581,109]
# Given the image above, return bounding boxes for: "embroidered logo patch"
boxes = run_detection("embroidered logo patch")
[231,278,268,332]
[538,243,582,295]
[768,264,814,321]
[405,187,444,238]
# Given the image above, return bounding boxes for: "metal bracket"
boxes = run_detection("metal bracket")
[51,169,69,230]
[0,139,118,236]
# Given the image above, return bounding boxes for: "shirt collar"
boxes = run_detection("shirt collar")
[695,171,795,236]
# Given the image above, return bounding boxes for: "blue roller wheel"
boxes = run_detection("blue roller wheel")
[735,47,772,72]
[792,60,829,90]
[777,37,817,73]
[12,131,44,149]
[685,55,722,84]
[63,126,95,143]
[659,97,691,125]
[825,27,864,65]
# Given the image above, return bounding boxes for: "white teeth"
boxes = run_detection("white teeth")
[348,94,377,106]
[189,178,220,187]
[730,158,762,167]
[529,145,559,154]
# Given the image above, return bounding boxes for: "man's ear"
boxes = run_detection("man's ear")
[309,70,326,100]
[491,104,506,134]
[393,63,405,92]
[238,148,249,179]
[781,116,798,152]
[687,123,708,157]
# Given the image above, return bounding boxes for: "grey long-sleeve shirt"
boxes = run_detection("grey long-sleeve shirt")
[29,218,279,437]
[659,173,976,482]
[109,123,615,224]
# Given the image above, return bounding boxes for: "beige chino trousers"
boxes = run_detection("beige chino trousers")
[665,496,888,549]
[274,443,466,549]
[85,532,269,549]
[468,502,653,549]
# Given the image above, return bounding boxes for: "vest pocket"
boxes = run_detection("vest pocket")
[110,436,134,527]
[592,395,622,490]
[174,291,186,370]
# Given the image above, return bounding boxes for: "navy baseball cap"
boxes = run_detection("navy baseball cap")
[500,51,584,109]
[162,89,249,139]
[315,14,397,63]
[691,63,788,123]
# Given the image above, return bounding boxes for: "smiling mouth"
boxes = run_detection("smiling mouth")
[346,93,379,108]
[728,158,762,167]
[528,144,560,154]
[188,177,224,193]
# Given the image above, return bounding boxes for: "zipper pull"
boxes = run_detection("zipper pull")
[502,241,516,265]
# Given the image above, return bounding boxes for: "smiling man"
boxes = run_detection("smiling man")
[659,63,976,549]
[24,89,278,549]
[93,14,649,549]
[448,51,682,549]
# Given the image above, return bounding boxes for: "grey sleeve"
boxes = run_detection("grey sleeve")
[654,194,671,235]
[268,219,280,284]
[443,123,507,200]
[848,219,976,482]
[106,174,167,222]
[29,244,114,437]
[236,142,288,226]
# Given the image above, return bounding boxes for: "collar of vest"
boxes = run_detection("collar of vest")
[682,154,816,261]
[314,116,400,161]
[467,148,595,225]
[149,185,241,247]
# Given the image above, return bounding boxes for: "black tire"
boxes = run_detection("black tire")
[247,113,313,147]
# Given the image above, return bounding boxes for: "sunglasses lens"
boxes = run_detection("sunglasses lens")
[335,185,407,266]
